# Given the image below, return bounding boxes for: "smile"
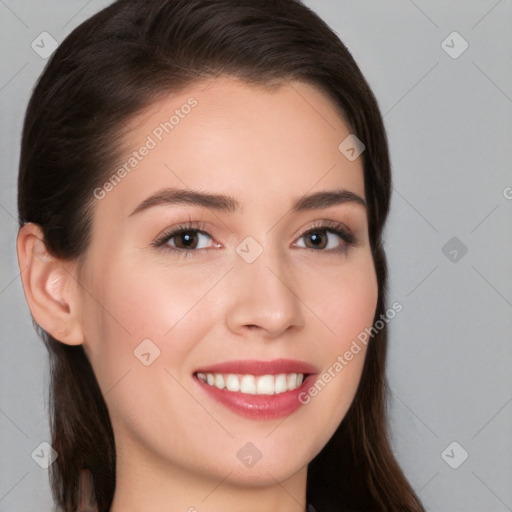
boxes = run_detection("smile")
[195,372,305,395]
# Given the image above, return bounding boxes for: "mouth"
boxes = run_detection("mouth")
[192,359,318,420]
[194,371,310,395]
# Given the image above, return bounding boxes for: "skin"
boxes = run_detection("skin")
[17,76,378,512]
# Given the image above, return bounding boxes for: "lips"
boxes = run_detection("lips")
[192,359,319,420]
[193,358,319,376]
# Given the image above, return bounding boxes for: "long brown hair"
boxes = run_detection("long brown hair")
[17,1,426,511]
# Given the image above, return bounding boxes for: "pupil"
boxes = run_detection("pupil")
[180,231,195,248]
[309,231,325,248]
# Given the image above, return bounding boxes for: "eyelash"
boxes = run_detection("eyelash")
[151,219,357,259]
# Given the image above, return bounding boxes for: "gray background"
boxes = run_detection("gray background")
[1,1,511,511]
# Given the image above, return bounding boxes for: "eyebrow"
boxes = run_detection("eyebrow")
[128,187,366,217]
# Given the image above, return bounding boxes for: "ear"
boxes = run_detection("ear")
[16,222,84,346]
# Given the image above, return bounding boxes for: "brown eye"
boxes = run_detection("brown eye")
[152,221,217,256]
[162,229,213,251]
[296,224,355,253]
[172,230,201,250]
[303,229,329,249]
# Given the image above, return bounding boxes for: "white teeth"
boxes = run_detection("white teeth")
[196,372,306,395]
[240,375,256,394]
[214,373,225,389]
[257,374,275,395]
[286,373,297,389]
[274,373,288,394]
[226,374,240,392]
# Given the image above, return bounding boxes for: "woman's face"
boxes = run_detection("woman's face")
[77,76,378,506]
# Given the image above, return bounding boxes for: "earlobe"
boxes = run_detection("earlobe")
[16,222,84,346]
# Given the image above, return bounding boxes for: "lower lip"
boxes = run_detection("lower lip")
[193,374,315,420]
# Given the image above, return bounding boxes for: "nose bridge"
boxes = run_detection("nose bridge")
[225,233,304,336]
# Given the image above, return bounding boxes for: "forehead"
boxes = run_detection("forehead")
[93,75,365,221]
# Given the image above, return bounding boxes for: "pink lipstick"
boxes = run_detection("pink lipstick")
[192,359,318,420]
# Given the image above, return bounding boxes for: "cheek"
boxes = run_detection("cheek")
[81,256,220,392]
[312,252,379,344]
[79,259,176,391]
[295,253,378,430]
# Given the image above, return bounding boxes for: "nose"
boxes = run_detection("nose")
[224,240,305,339]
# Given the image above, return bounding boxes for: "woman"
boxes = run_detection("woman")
[16,1,426,511]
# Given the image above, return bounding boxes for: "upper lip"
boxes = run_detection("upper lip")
[193,358,318,376]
